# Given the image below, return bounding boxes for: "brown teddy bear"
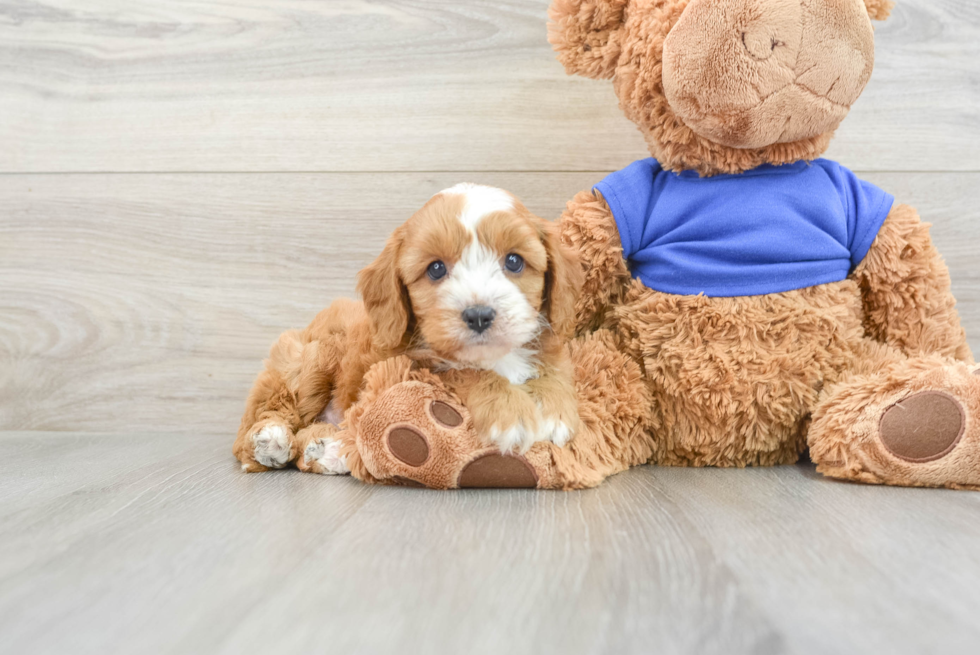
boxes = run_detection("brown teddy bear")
[247,0,980,490]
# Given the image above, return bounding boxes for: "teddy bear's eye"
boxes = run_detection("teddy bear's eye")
[504,253,525,274]
[427,260,447,281]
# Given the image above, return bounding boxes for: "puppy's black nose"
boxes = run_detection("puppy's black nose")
[462,306,496,334]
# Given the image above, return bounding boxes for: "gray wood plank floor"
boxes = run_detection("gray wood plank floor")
[2,432,979,655]
[2,0,980,653]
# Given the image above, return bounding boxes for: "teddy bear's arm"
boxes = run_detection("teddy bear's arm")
[853,203,973,362]
[558,189,634,334]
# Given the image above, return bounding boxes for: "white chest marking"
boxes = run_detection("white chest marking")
[491,348,540,385]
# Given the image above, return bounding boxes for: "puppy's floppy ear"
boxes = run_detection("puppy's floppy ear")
[538,218,585,340]
[357,228,413,351]
[863,0,894,21]
[548,0,629,80]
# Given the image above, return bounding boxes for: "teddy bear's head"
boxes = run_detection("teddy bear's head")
[549,0,894,176]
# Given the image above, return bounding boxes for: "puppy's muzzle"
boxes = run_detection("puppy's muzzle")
[462,306,496,334]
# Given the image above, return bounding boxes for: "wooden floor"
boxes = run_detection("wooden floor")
[2,432,980,655]
[2,1,980,653]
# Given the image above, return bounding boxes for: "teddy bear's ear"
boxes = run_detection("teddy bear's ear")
[548,0,629,80]
[863,0,895,21]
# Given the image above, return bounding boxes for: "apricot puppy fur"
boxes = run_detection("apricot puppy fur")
[233,184,584,473]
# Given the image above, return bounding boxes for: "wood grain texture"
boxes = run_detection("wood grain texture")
[1,431,978,655]
[1,172,978,434]
[0,0,977,173]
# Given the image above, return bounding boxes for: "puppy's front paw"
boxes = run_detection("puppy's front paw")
[303,437,351,476]
[527,380,580,448]
[538,415,575,447]
[488,419,540,455]
[251,423,294,470]
[472,387,549,454]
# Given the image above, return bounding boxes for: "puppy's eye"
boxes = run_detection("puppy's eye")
[426,260,447,281]
[504,253,524,274]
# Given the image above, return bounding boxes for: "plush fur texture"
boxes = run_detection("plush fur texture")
[317,184,977,491]
[238,0,979,492]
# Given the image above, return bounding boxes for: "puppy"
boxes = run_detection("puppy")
[234,184,584,474]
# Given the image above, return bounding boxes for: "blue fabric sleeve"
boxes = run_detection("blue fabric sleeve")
[825,162,895,271]
[847,167,895,270]
[593,159,661,260]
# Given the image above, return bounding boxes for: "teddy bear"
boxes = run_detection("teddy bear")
[289,0,980,491]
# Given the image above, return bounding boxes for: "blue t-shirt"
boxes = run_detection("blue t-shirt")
[594,159,895,297]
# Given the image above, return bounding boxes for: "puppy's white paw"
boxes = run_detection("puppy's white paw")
[304,438,351,476]
[539,416,574,447]
[252,424,292,469]
[489,421,539,455]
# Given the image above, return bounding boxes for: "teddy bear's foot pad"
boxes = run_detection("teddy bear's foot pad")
[879,391,965,462]
[457,453,538,488]
[387,427,430,467]
[388,450,539,489]
[386,419,539,487]
[812,363,980,490]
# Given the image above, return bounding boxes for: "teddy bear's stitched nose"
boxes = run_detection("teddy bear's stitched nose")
[741,28,783,61]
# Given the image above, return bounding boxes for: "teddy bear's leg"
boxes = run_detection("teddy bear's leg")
[338,332,655,490]
[809,341,980,490]
[296,354,533,488]
[353,378,539,489]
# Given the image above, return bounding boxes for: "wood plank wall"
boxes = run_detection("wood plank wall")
[1,0,978,433]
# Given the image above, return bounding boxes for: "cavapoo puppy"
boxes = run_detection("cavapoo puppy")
[234,184,584,474]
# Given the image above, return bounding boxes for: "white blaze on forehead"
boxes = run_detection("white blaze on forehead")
[439,183,514,233]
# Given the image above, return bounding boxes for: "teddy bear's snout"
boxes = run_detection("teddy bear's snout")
[660,0,876,150]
